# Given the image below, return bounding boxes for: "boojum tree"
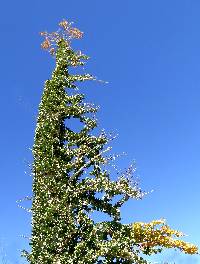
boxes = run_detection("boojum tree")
[24,20,198,263]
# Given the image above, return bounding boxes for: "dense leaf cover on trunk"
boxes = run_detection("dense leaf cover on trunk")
[24,21,198,264]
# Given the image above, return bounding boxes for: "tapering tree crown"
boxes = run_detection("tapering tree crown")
[25,20,198,264]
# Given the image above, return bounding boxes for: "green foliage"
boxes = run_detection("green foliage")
[25,20,198,264]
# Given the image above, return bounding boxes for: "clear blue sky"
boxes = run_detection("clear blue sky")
[0,1,200,263]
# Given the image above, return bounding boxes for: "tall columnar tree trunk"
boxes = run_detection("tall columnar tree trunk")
[25,21,198,264]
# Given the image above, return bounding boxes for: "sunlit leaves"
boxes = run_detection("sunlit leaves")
[27,20,198,264]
